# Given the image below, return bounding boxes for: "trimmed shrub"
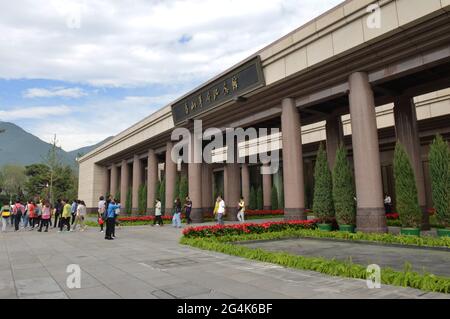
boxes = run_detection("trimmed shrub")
[312,144,334,222]
[429,135,450,228]
[179,175,189,204]
[174,175,180,201]
[256,186,263,210]
[138,184,147,215]
[249,186,257,210]
[332,145,356,225]
[125,188,132,214]
[393,142,422,228]
[159,178,166,213]
[271,186,279,210]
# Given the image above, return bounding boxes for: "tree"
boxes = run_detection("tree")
[174,175,180,202]
[256,186,263,210]
[0,165,27,202]
[138,184,147,215]
[159,178,166,213]
[429,135,450,227]
[332,145,356,225]
[271,185,279,210]
[179,175,188,203]
[43,135,61,205]
[125,188,132,214]
[249,186,257,210]
[312,144,334,222]
[393,142,422,228]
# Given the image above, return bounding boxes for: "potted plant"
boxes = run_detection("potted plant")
[429,135,450,237]
[332,145,356,233]
[393,142,422,236]
[313,144,334,231]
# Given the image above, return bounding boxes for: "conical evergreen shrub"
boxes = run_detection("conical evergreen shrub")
[179,176,189,204]
[138,184,147,215]
[159,178,166,213]
[312,144,334,222]
[125,188,132,214]
[271,185,279,210]
[393,142,422,228]
[256,186,263,210]
[429,135,450,228]
[332,145,356,225]
[249,186,257,209]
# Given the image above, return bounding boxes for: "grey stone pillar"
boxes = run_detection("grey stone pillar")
[349,72,387,233]
[394,96,429,229]
[188,132,203,223]
[165,142,177,216]
[147,149,158,215]
[110,165,119,198]
[281,98,305,220]
[132,155,142,215]
[241,164,250,208]
[326,115,344,170]
[120,159,130,213]
[262,164,272,210]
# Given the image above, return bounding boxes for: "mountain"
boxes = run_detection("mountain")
[0,121,112,168]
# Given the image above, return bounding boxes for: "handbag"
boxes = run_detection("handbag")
[2,211,11,217]
[98,217,104,225]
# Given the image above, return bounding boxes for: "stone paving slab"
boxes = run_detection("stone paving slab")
[240,238,450,276]
[0,221,449,299]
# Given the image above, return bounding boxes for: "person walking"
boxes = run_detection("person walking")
[70,200,78,225]
[384,194,392,214]
[237,197,245,223]
[38,201,52,232]
[53,199,63,228]
[98,196,106,233]
[184,196,192,224]
[172,198,182,228]
[1,203,11,232]
[59,199,72,232]
[216,195,226,225]
[153,198,163,226]
[27,201,37,230]
[105,198,120,240]
[72,200,87,231]
[36,200,43,229]
[12,200,25,232]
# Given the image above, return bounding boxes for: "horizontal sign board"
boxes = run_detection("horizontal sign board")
[171,56,265,125]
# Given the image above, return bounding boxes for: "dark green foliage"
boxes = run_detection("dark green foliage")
[312,144,334,222]
[271,186,279,210]
[279,185,284,210]
[114,191,120,202]
[125,188,132,214]
[393,142,422,228]
[332,145,356,225]
[159,178,166,212]
[256,186,263,210]
[429,135,450,228]
[179,175,188,204]
[174,175,180,202]
[138,184,147,215]
[249,186,257,209]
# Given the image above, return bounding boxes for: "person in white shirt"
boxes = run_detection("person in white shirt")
[98,196,106,233]
[216,195,226,225]
[153,198,163,226]
[72,200,87,231]
[384,194,392,214]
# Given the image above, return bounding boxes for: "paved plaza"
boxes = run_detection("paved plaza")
[0,223,449,299]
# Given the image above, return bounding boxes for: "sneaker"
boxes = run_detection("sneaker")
[44,230,48,232]
[58,230,61,233]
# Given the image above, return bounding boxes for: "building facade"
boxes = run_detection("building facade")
[78,0,450,232]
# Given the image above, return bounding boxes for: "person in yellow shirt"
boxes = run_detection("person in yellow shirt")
[59,199,72,232]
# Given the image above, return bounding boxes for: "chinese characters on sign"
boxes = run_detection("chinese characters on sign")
[171,56,265,125]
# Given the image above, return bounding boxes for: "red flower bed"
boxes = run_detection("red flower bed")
[182,219,318,238]
[244,209,284,216]
[386,213,400,220]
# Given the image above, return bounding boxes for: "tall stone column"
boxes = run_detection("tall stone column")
[224,164,240,221]
[326,115,344,170]
[120,159,130,213]
[110,165,119,198]
[165,142,177,216]
[241,164,250,208]
[349,72,386,233]
[188,132,203,223]
[394,96,429,229]
[281,98,305,220]
[201,163,213,215]
[262,164,272,210]
[131,155,142,215]
[147,149,158,215]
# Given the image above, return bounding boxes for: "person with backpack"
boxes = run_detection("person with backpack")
[12,200,25,231]
[1,203,11,232]
[38,201,52,232]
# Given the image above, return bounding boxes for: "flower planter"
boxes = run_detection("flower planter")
[338,224,355,233]
[437,228,450,238]
[400,228,421,236]
[318,223,332,231]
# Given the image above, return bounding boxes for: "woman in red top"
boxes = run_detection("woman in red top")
[27,201,37,230]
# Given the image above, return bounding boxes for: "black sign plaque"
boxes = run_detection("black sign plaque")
[171,56,265,125]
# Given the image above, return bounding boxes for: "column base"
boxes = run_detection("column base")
[164,208,173,217]
[227,208,239,221]
[190,208,204,224]
[356,207,387,233]
[263,206,272,211]
[284,208,306,221]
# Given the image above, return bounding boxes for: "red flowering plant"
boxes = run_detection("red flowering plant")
[182,219,318,238]
[118,216,173,222]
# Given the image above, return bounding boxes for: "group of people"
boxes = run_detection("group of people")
[97,196,121,240]
[213,195,246,225]
[0,198,88,233]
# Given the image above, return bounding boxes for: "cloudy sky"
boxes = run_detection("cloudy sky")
[0,0,343,151]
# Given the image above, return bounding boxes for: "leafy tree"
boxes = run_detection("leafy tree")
[256,186,263,210]
[332,145,356,225]
[271,185,279,210]
[393,142,422,228]
[429,135,450,227]
[249,186,257,210]
[125,188,132,214]
[312,144,334,222]
[0,164,27,201]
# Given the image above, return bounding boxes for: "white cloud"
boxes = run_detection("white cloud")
[0,0,344,87]
[0,105,72,121]
[23,87,87,98]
